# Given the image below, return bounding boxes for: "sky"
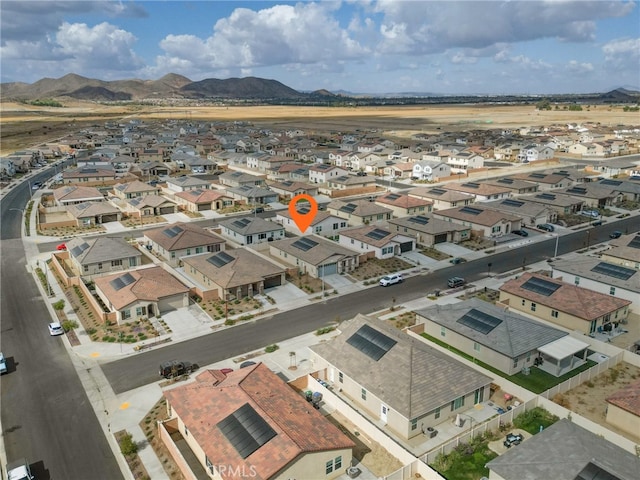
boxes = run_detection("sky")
[1,0,639,95]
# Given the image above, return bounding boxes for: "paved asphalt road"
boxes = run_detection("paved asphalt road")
[1,173,122,479]
[102,215,639,394]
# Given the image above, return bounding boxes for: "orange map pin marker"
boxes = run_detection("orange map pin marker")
[289,194,318,233]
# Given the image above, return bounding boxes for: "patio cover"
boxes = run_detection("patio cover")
[538,336,589,360]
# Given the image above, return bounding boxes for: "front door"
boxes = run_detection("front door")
[474,388,484,404]
[380,404,389,423]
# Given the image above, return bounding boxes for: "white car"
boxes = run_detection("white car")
[379,273,403,287]
[48,322,64,336]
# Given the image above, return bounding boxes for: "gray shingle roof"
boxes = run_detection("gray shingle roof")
[66,236,141,265]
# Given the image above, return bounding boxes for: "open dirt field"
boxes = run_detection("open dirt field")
[1,100,637,155]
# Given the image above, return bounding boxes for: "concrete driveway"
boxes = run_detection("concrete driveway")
[433,242,475,257]
[265,282,309,305]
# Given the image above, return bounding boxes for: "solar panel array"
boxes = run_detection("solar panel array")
[591,262,635,280]
[340,203,357,214]
[292,237,318,251]
[232,218,251,229]
[600,179,622,186]
[335,176,350,182]
[498,178,514,184]
[536,193,556,200]
[217,403,277,459]
[462,182,480,189]
[521,276,561,296]
[70,242,90,257]
[109,272,136,291]
[162,226,184,238]
[385,193,401,201]
[206,251,235,268]
[346,324,397,361]
[530,173,545,179]
[502,199,525,207]
[628,235,640,249]
[408,216,429,225]
[457,308,503,335]
[366,228,390,240]
[567,187,587,195]
[460,206,483,215]
[429,188,447,195]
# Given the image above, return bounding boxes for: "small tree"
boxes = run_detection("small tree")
[52,299,65,312]
[119,432,138,456]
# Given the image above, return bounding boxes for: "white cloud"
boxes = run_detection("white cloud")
[602,37,640,70]
[567,60,595,74]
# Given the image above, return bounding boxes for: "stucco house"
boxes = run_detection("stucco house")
[124,195,178,217]
[144,222,226,267]
[161,363,355,480]
[412,160,451,181]
[173,189,235,213]
[309,164,348,184]
[433,205,522,238]
[338,225,415,259]
[64,236,143,279]
[408,187,475,210]
[218,171,266,188]
[388,215,471,246]
[165,175,211,193]
[113,180,160,200]
[66,201,122,227]
[444,182,512,202]
[605,379,640,441]
[218,217,285,245]
[602,233,640,270]
[53,185,105,206]
[276,210,348,237]
[327,199,393,226]
[374,192,433,217]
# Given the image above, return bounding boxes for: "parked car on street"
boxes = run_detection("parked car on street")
[48,322,64,336]
[159,360,198,378]
[512,229,529,237]
[0,352,7,374]
[537,223,555,232]
[609,230,622,239]
[31,181,42,190]
[503,432,524,448]
[447,277,465,288]
[449,257,467,264]
[379,273,403,286]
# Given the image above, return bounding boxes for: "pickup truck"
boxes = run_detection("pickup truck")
[159,361,198,379]
[6,459,34,480]
[0,352,7,374]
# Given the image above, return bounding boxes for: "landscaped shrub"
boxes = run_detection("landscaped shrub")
[119,432,138,456]
[61,320,78,332]
[265,344,279,353]
[513,407,558,434]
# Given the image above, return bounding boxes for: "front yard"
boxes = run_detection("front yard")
[194,296,263,323]
[350,257,414,282]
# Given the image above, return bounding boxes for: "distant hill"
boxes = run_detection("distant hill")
[179,76,305,99]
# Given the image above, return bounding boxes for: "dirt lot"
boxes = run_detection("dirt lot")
[553,362,640,442]
[2,101,637,155]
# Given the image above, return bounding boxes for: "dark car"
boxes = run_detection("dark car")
[252,207,264,214]
[512,229,529,237]
[449,257,467,264]
[503,432,524,448]
[159,360,198,379]
[537,223,555,232]
[609,230,622,239]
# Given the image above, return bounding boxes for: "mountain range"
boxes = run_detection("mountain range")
[1,73,638,104]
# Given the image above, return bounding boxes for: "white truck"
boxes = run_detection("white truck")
[0,352,7,374]
[6,459,34,480]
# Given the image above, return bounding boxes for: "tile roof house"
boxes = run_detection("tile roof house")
[113,180,160,200]
[411,160,451,181]
[310,315,492,440]
[218,217,285,245]
[309,164,348,184]
[61,166,118,185]
[338,224,415,259]
[484,177,539,195]
[519,191,584,215]
[269,235,360,278]
[486,419,639,480]
[444,182,512,202]
[482,198,558,227]
[323,174,377,192]
[554,183,623,209]
[605,378,640,441]
[374,192,433,217]
[276,210,348,236]
[415,299,578,376]
[66,201,122,227]
[94,266,190,324]
[144,222,226,267]
[511,172,574,191]
[327,199,393,226]
[173,189,235,213]
[124,194,178,217]
[226,185,278,205]
[219,171,266,188]
[161,363,354,480]
[433,205,522,238]
[65,236,143,279]
[267,180,319,199]
[499,272,632,336]
[408,186,475,210]
[388,214,471,246]
[182,248,286,301]
[53,185,105,206]
[602,233,640,270]
[165,175,211,193]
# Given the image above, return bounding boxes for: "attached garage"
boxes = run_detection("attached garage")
[318,263,338,276]
[159,206,175,215]
[197,203,210,211]
[158,293,188,312]
[263,275,283,289]
[399,240,414,252]
[434,233,448,244]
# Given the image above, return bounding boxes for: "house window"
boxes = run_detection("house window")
[184,426,189,437]
[451,396,465,411]
[258,233,267,240]
[340,222,346,228]
[338,372,343,383]
[531,303,536,312]
[186,248,191,255]
[473,342,481,352]
[551,310,559,318]
[207,244,220,252]
[521,299,525,306]
[411,419,418,431]
[195,246,203,254]
[111,259,123,267]
[334,456,342,469]
[83,265,89,273]
[435,407,441,419]
[122,309,131,320]
[205,457,214,474]
[351,239,354,244]
[171,251,176,259]
[361,388,367,400]
[513,358,518,368]
[98,263,103,270]
[377,214,383,220]
[610,286,616,295]
[315,226,322,233]
[326,460,334,475]
[135,306,147,317]
[440,326,446,337]
[129,258,137,267]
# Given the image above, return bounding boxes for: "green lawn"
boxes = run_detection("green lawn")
[431,435,498,480]
[421,333,596,394]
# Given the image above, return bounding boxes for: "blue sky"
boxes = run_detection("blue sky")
[1,1,638,94]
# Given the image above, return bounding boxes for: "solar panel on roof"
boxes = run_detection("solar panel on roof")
[460,206,483,215]
[600,179,622,186]
[462,182,480,188]
[340,203,357,214]
[408,216,429,225]
[120,273,135,286]
[429,188,447,195]
[628,235,640,249]
[567,187,587,194]
[163,225,184,237]
[591,262,635,280]
[207,251,235,268]
[218,403,276,459]
[530,173,545,179]
[536,193,556,200]
[109,278,125,290]
[292,237,318,251]
[232,218,251,229]
[497,178,514,184]
[70,242,90,257]
[521,276,561,296]
[457,309,503,335]
[501,199,525,207]
[366,228,390,240]
[346,324,397,361]
[385,193,401,201]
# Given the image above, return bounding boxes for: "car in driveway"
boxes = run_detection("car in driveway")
[48,322,64,336]
[537,223,555,232]
[379,273,403,286]
[512,229,529,237]
[609,230,622,239]
[449,257,467,264]
[503,432,524,448]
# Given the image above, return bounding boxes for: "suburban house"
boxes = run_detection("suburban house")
[269,235,360,278]
[602,233,640,270]
[433,205,522,238]
[53,185,105,206]
[309,164,348,184]
[486,419,639,480]
[144,222,226,267]
[218,171,266,188]
[519,191,584,215]
[511,172,574,191]
[408,187,475,210]
[181,248,286,300]
[218,217,285,245]
[161,363,355,480]
[499,272,632,336]
[374,192,433,217]
[64,236,143,279]
[137,160,173,177]
[338,225,415,259]
[482,198,558,227]
[388,215,471,246]
[327,199,393,226]
[276,210,348,236]
[411,161,451,181]
[555,184,623,209]
[447,151,484,172]
[173,189,235,213]
[268,180,319,199]
[66,201,122,227]
[225,185,278,205]
[550,258,640,309]
[310,315,492,440]
[94,266,190,324]
[605,379,640,441]
[113,180,160,200]
[61,166,117,185]
[165,175,211,193]
[323,174,377,192]
[246,153,290,172]
[124,195,178,217]
[596,178,640,202]
[444,182,512,202]
[485,177,539,195]
[415,299,582,376]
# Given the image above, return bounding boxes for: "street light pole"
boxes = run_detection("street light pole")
[554,233,559,258]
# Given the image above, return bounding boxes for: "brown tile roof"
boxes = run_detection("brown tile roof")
[53,185,104,202]
[409,187,474,202]
[327,199,392,217]
[445,182,512,196]
[376,193,432,209]
[270,234,359,266]
[145,222,225,250]
[435,205,521,226]
[94,266,189,310]
[174,189,230,204]
[114,180,159,194]
[606,379,640,416]
[500,273,631,321]
[339,224,398,248]
[163,363,355,480]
